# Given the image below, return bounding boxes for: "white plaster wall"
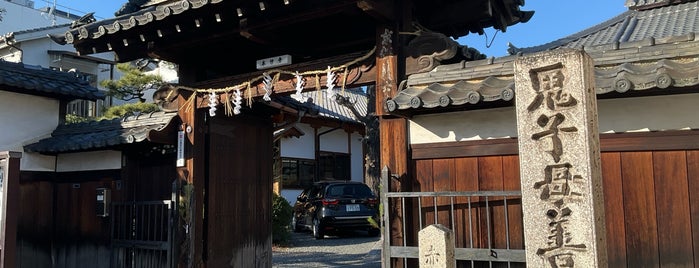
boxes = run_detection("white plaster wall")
[22,39,76,64]
[56,150,121,172]
[20,152,55,171]
[0,2,73,35]
[318,127,349,153]
[409,93,699,144]
[18,39,115,85]
[0,91,59,170]
[350,132,364,181]
[280,124,316,159]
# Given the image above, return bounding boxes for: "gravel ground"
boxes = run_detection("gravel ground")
[273,230,381,267]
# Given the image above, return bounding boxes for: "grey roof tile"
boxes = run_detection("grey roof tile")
[24,111,177,154]
[0,60,104,100]
[4,24,71,36]
[277,88,367,124]
[511,1,699,54]
[390,41,699,111]
[389,0,699,112]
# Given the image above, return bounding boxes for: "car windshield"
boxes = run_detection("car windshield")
[325,184,373,198]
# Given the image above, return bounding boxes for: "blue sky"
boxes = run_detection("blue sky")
[53,0,628,57]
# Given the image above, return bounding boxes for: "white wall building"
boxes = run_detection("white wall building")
[0,61,106,171]
[0,1,123,173]
[0,0,74,34]
[276,89,368,204]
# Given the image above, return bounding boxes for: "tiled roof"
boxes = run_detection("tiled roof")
[24,111,177,154]
[388,48,699,111]
[56,0,221,46]
[510,0,699,54]
[4,24,71,36]
[287,88,368,124]
[626,0,684,10]
[0,60,104,100]
[389,0,699,112]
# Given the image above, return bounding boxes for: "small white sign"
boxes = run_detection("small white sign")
[256,54,292,70]
[177,130,185,167]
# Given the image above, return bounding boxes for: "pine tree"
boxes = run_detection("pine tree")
[100,62,164,103]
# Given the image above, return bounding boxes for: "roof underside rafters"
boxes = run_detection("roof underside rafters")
[56,0,532,80]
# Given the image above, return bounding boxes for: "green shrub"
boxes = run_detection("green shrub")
[272,193,293,245]
[65,114,90,124]
[102,102,160,119]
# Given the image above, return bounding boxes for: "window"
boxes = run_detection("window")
[50,67,109,118]
[318,152,350,181]
[281,158,316,189]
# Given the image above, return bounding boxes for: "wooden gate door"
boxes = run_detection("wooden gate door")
[112,147,178,267]
[110,196,175,268]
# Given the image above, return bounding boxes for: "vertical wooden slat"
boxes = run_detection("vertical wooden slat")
[484,156,507,268]
[502,155,523,251]
[621,152,659,268]
[687,150,699,267]
[416,160,434,227]
[654,151,693,266]
[601,152,627,268]
[455,157,479,249]
[478,156,505,253]
[433,158,454,228]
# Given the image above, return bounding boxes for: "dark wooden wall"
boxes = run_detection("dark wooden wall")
[18,180,54,267]
[123,150,177,201]
[408,130,699,268]
[18,171,121,268]
[17,148,177,268]
[205,113,273,267]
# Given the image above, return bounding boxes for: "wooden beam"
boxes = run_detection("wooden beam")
[357,0,395,21]
[179,63,376,111]
[239,18,270,44]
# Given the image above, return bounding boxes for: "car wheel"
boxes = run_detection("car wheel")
[312,217,324,239]
[292,215,303,233]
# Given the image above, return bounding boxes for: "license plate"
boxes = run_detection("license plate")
[346,204,360,212]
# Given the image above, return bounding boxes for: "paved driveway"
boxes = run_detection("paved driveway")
[273,231,381,267]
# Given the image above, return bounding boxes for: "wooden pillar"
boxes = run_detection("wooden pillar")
[176,92,207,267]
[0,151,20,268]
[376,6,410,263]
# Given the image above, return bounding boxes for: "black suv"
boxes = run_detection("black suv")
[292,181,380,239]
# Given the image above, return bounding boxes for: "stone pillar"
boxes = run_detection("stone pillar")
[418,224,455,268]
[514,49,607,267]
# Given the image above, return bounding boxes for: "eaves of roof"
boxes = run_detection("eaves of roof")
[0,24,71,50]
[47,50,115,65]
[24,111,178,154]
[389,0,699,113]
[275,87,368,124]
[0,60,104,100]
[388,37,699,112]
[5,24,71,37]
[55,0,220,46]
